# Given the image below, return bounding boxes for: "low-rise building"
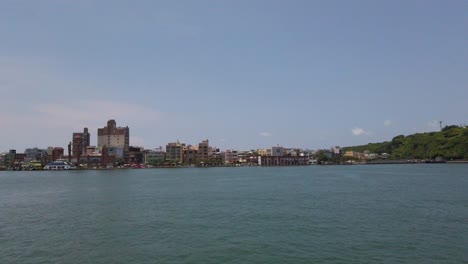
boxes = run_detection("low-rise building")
[258,156,309,166]
[257,149,271,156]
[128,146,145,164]
[271,146,285,157]
[24,147,48,163]
[144,149,166,165]
[223,150,239,164]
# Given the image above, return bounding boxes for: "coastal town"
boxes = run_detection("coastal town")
[0,119,396,170]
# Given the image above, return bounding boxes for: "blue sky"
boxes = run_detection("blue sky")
[0,0,467,151]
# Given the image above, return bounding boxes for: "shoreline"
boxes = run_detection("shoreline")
[1,160,468,171]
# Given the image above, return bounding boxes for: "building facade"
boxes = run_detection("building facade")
[72,128,90,157]
[166,142,185,163]
[183,147,198,164]
[258,156,308,166]
[197,140,210,160]
[271,146,285,157]
[144,150,166,165]
[257,149,271,156]
[97,120,129,160]
[223,150,239,164]
[24,147,48,163]
[333,146,342,156]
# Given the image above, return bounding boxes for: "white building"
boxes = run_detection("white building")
[333,146,342,155]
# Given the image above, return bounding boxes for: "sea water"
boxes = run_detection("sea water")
[0,165,467,263]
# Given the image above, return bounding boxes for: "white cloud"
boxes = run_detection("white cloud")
[259,132,272,137]
[351,127,372,136]
[383,120,392,127]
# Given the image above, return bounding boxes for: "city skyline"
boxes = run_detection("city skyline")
[0,0,467,151]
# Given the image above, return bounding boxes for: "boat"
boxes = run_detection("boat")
[43,160,77,170]
[28,160,44,170]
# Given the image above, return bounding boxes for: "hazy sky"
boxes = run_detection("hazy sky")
[0,0,467,151]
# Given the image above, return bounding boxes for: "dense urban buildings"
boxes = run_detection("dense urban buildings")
[4,117,428,170]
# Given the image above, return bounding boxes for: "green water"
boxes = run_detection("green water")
[0,165,467,263]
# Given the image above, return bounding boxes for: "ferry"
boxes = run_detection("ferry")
[43,160,77,170]
[28,160,44,170]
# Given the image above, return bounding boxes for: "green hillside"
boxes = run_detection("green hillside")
[343,126,468,160]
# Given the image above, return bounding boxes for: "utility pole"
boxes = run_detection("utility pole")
[439,121,442,131]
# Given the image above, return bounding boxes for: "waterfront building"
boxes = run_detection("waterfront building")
[223,150,239,164]
[3,150,18,167]
[129,146,144,164]
[284,148,300,156]
[183,146,198,164]
[85,146,97,155]
[97,120,130,161]
[46,147,54,156]
[197,140,210,160]
[51,147,64,161]
[166,142,185,163]
[257,149,271,156]
[258,156,308,166]
[144,148,165,165]
[24,147,48,163]
[271,146,285,157]
[333,146,342,156]
[72,128,90,157]
[344,151,363,159]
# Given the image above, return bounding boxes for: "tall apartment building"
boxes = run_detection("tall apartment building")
[183,146,198,164]
[72,128,90,157]
[166,142,185,163]
[97,120,129,160]
[197,140,209,160]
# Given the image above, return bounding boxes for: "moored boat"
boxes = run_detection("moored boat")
[43,160,77,170]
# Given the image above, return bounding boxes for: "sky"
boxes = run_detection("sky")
[0,0,467,151]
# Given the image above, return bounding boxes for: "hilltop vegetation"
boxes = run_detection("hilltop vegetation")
[343,125,468,160]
